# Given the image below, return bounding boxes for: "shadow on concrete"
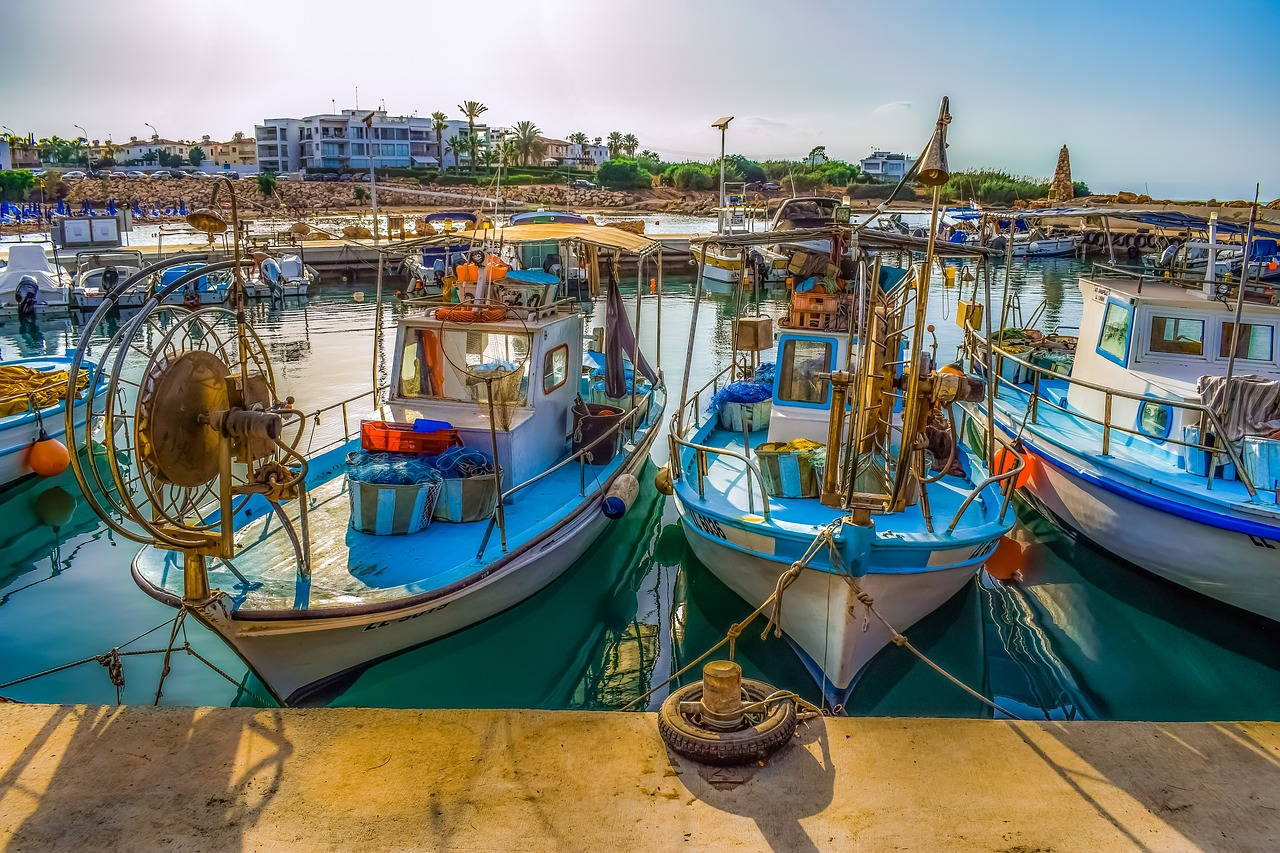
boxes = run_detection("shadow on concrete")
[1016,720,1280,852]
[669,717,835,852]
[1,705,292,850]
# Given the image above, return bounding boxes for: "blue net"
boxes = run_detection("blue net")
[432,446,494,479]
[346,451,443,486]
[752,362,776,384]
[708,380,773,414]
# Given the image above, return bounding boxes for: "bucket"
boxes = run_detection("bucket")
[573,400,624,465]
[1241,437,1280,500]
[433,473,499,523]
[348,477,441,535]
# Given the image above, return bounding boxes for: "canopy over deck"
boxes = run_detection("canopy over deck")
[417,222,660,256]
[950,204,1280,241]
[692,225,995,257]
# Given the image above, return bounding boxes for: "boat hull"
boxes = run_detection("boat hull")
[1011,237,1081,258]
[1,381,101,488]
[1014,434,1280,623]
[674,502,987,706]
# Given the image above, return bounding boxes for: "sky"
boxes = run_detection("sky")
[1,0,1276,201]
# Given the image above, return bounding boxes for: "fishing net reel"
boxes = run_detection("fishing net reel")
[65,257,311,597]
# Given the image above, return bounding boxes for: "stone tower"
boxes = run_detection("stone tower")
[1048,145,1074,202]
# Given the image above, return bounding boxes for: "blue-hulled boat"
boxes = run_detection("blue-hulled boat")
[110,222,667,705]
[966,256,1280,624]
[667,103,1017,708]
[402,211,478,294]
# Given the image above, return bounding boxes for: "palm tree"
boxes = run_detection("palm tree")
[511,121,544,166]
[257,172,278,200]
[68,137,87,168]
[444,137,466,172]
[568,131,588,148]
[606,132,623,159]
[640,149,659,162]
[431,111,448,172]
[480,147,499,170]
[456,101,488,174]
[100,139,120,165]
[623,134,639,157]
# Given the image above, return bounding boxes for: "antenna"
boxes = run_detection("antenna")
[355,86,359,110]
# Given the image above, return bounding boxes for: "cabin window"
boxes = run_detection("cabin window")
[778,339,832,404]
[1219,322,1274,361]
[543,345,568,393]
[398,327,531,405]
[1148,316,1204,356]
[1136,400,1172,440]
[1096,301,1133,365]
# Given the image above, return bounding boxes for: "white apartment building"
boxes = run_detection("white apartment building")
[859,150,917,182]
[255,109,489,173]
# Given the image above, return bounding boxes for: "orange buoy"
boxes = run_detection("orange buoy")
[28,430,71,477]
[649,277,657,294]
[984,535,1027,581]
[1269,260,1279,272]
[993,446,1033,489]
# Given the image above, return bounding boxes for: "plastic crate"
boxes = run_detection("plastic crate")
[792,292,839,313]
[361,420,460,455]
[755,443,820,498]
[790,309,837,330]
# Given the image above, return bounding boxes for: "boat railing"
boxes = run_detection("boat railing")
[946,441,1024,534]
[303,385,389,456]
[968,329,1260,500]
[671,364,736,437]
[1090,262,1275,301]
[477,387,663,556]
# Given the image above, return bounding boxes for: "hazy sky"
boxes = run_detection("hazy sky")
[2,0,1275,200]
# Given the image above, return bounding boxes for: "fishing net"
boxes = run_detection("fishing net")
[346,451,443,486]
[432,446,494,479]
[708,380,773,414]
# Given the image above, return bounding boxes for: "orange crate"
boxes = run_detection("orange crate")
[790,310,837,330]
[792,292,839,313]
[361,420,460,455]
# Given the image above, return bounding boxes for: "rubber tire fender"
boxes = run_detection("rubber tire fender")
[658,678,797,766]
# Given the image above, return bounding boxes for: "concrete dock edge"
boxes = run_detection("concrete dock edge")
[1,705,1277,851]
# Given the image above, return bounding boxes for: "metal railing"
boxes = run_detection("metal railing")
[1091,262,1275,301]
[304,386,388,455]
[971,329,1259,499]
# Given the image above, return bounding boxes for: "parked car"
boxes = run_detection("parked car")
[125,171,150,179]
[166,170,187,180]
[762,181,781,191]
[189,170,212,179]
[569,179,597,190]
[357,173,371,182]
[62,170,87,180]
[338,173,353,182]
[220,171,241,180]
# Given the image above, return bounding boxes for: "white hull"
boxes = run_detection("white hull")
[1010,236,1081,258]
[0,398,94,487]
[677,509,981,701]
[1018,439,1280,622]
[137,436,656,705]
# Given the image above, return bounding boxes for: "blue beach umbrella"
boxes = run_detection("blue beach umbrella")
[132,200,143,217]
[107,199,117,216]
[178,200,187,216]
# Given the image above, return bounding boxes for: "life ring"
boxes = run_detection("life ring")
[435,305,508,323]
[657,678,797,766]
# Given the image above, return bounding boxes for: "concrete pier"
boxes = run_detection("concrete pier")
[1,705,1277,851]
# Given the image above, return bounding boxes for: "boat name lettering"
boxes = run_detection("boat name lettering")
[363,603,450,631]
[689,511,727,540]
[1248,535,1278,550]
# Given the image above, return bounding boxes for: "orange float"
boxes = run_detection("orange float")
[984,535,1027,581]
[993,445,1034,489]
[28,429,71,477]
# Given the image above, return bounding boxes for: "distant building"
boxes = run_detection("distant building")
[119,136,192,164]
[560,139,608,171]
[0,139,10,171]
[205,133,257,167]
[256,109,488,173]
[859,150,916,182]
[539,137,572,164]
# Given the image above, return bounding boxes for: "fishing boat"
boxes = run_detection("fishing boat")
[667,100,1017,707]
[690,182,789,286]
[965,213,1280,623]
[67,219,668,705]
[402,211,479,295]
[251,251,314,299]
[0,355,106,487]
[71,250,145,310]
[0,245,73,314]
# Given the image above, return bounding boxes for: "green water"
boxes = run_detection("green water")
[2,261,1278,718]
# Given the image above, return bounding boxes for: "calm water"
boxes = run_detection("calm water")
[2,257,1278,718]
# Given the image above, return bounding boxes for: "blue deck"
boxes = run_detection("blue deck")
[137,428,647,614]
[675,418,1011,573]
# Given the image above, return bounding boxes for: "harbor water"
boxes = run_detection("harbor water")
[2,257,1279,718]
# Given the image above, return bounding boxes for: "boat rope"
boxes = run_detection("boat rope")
[0,610,272,707]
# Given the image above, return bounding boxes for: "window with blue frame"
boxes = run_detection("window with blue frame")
[1097,300,1133,365]
[778,338,832,404]
[1220,322,1274,360]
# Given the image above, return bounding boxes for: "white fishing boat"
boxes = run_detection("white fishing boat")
[66,218,668,705]
[0,355,106,487]
[0,245,73,314]
[966,206,1280,623]
[668,100,1017,708]
[690,181,789,286]
[71,250,145,310]
[252,252,314,299]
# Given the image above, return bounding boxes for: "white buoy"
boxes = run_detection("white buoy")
[353,292,365,302]
[603,473,639,519]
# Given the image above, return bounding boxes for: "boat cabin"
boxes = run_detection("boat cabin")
[1067,274,1280,442]
[387,305,583,488]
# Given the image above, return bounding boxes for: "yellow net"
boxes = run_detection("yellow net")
[0,366,90,419]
